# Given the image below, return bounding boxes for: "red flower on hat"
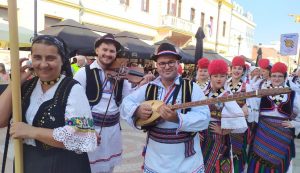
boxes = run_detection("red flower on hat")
[232,56,245,67]
[258,59,270,69]
[208,59,228,75]
[197,58,210,69]
[271,62,287,74]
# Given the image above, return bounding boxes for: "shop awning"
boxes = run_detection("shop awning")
[0,20,33,48]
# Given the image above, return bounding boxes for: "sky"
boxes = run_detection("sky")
[233,0,300,45]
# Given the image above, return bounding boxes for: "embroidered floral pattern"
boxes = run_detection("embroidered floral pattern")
[65,117,94,129]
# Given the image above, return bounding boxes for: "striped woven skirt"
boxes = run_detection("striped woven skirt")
[230,131,247,173]
[247,116,295,173]
[201,121,232,173]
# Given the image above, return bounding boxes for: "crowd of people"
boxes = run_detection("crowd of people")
[0,33,299,173]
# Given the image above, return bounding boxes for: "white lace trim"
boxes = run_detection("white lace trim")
[53,126,97,153]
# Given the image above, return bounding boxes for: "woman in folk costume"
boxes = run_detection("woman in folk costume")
[196,58,210,91]
[0,35,97,173]
[252,59,272,90]
[201,59,248,173]
[224,56,257,173]
[247,62,300,173]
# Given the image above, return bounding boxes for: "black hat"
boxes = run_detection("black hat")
[152,43,182,61]
[94,33,122,51]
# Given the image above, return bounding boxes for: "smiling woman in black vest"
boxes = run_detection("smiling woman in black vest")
[0,35,97,173]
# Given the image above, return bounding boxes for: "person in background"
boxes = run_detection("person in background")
[86,56,96,65]
[195,58,210,91]
[287,66,300,93]
[253,58,272,90]
[225,56,256,173]
[0,35,97,173]
[71,55,86,75]
[0,63,9,84]
[248,66,260,86]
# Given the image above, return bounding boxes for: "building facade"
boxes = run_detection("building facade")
[0,0,255,61]
[228,1,256,60]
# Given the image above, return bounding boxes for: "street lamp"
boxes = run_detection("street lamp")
[237,34,243,55]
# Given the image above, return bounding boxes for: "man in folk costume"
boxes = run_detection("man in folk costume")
[201,59,248,173]
[196,58,211,91]
[247,62,300,173]
[120,43,210,173]
[74,34,148,173]
[252,59,272,90]
[224,56,258,173]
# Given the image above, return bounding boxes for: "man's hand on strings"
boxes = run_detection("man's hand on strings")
[159,104,179,123]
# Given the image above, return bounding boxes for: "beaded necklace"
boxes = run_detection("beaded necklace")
[40,76,61,86]
[228,79,243,93]
[196,80,209,89]
[211,87,225,98]
[267,84,285,105]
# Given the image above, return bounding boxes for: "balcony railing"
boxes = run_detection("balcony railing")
[160,15,196,34]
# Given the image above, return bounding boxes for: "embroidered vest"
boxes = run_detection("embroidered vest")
[207,91,228,121]
[145,78,193,114]
[85,65,124,106]
[260,91,295,118]
[21,77,77,150]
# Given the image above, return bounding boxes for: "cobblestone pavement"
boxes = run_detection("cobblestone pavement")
[1,120,300,172]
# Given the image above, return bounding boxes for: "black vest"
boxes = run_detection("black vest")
[260,91,295,118]
[145,78,193,114]
[85,65,124,106]
[21,77,77,150]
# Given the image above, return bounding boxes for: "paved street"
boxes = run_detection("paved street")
[1,120,300,172]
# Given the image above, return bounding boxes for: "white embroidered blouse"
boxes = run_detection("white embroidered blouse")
[24,76,97,153]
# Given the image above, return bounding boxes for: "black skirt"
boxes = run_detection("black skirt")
[23,144,91,173]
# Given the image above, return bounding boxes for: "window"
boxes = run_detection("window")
[190,8,195,22]
[0,7,8,21]
[201,12,205,27]
[141,0,149,12]
[222,21,226,37]
[120,0,129,6]
[167,0,177,16]
[44,16,62,29]
[178,0,182,17]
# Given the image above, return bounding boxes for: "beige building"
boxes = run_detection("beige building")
[227,1,256,60]
[0,0,256,63]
